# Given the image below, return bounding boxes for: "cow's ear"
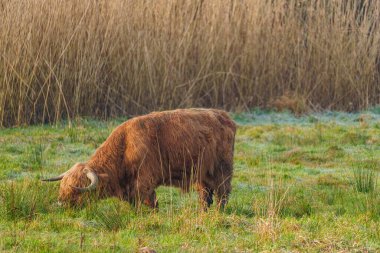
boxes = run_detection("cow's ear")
[98,173,110,182]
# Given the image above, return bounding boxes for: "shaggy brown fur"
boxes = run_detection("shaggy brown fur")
[55,108,236,209]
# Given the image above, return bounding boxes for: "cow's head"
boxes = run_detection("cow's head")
[42,163,102,206]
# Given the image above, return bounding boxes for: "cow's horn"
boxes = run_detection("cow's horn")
[71,168,99,193]
[41,173,66,182]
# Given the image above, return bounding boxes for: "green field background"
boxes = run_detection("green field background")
[0,111,379,252]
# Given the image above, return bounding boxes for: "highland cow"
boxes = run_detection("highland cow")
[43,108,236,209]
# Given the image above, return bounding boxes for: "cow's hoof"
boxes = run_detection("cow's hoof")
[139,246,156,253]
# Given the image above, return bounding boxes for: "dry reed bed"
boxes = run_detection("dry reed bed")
[1,0,379,126]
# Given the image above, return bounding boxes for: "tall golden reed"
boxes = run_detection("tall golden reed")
[0,0,379,126]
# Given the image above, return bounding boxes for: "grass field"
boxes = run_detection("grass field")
[0,110,380,252]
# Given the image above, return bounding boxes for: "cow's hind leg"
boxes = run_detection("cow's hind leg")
[215,165,233,210]
[196,183,214,211]
[216,179,231,210]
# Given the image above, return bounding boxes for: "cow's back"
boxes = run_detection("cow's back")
[123,109,236,187]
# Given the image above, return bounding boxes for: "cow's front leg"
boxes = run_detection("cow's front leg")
[134,180,159,209]
[143,190,158,208]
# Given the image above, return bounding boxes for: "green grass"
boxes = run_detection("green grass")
[0,111,380,252]
[353,168,377,193]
